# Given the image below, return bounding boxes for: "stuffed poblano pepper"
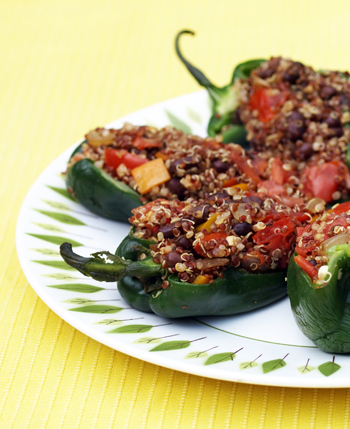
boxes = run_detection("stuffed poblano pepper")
[60,189,313,318]
[176,31,350,203]
[287,201,350,353]
[65,124,279,222]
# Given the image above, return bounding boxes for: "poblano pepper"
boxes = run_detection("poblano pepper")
[66,142,142,222]
[60,231,287,318]
[175,29,265,146]
[287,201,350,353]
[65,124,268,222]
[60,190,313,318]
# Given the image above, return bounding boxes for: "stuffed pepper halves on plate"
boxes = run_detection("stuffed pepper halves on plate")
[60,188,313,318]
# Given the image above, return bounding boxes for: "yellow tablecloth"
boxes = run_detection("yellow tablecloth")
[2,0,350,427]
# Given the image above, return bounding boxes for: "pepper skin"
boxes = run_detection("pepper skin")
[66,143,142,222]
[175,30,265,147]
[287,244,350,353]
[60,231,288,319]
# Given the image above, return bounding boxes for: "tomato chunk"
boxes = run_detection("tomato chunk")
[230,150,261,183]
[249,88,287,123]
[105,148,148,170]
[253,218,296,252]
[132,135,162,150]
[294,255,318,280]
[333,201,350,215]
[303,162,339,202]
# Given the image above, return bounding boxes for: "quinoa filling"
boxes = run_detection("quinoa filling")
[295,202,350,283]
[129,188,313,284]
[67,123,258,203]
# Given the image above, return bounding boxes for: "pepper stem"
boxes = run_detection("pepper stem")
[60,242,164,282]
[175,30,229,107]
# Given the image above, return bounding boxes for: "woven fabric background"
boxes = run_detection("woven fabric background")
[2,0,350,427]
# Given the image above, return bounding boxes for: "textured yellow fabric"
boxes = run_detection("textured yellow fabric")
[2,0,350,427]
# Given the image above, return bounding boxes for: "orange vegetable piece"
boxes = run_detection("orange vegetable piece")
[131,158,171,195]
[193,275,209,285]
[196,213,219,232]
[155,151,169,161]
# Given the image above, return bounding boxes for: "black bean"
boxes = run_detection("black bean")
[168,159,183,175]
[298,142,314,161]
[309,259,317,266]
[167,178,185,198]
[183,156,197,169]
[287,120,306,141]
[241,196,263,206]
[164,251,183,268]
[159,223,176,239]
[320,85,337,99]
[212,159,229,173]
[191,204,210,222]
[259,68,275,79]
[283,70,299,84]
[207,192,230,201]
[288,111,304,121]
[324,112,341,128]
[329,127,344,137]
[233,222,253,236]
[173,235,192,250]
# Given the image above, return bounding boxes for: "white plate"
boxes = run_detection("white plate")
[16,90,350,388]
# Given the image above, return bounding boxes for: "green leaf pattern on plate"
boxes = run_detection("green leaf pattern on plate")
[32,260,76,270]
[47,185,75,201]
[205,352,236,366]
[108,324,153,334]
[27,234,83,247]
[318,360,341,377]
[262,358,287,374]
[35,209,86,226]
[48,283,104,293]
[150,340,191,352]
[69,305,124,314]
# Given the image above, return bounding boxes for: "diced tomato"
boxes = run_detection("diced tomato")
[132,135,162,150]
[321,215,348,236]
[230,150,261,183]
[303,161,340,202]
[253,218,296,252]
[249,88,287,123]
[104,148,148,170]
[333,201,350,215]
[280,196,305,207]
[252,156,268,176]
[258,180,286,196]
[294,255,318,280]
[271,158,288,185]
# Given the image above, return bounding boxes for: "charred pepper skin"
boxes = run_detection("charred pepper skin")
[66,143,142,222]
[60,231,288,319]
[175,30,265,147]
[287,248,350,353]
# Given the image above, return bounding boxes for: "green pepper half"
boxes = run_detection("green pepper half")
[66,142,142,222]
[287,244,350,353]
[175,30,265,147]
[60,231,287,318]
